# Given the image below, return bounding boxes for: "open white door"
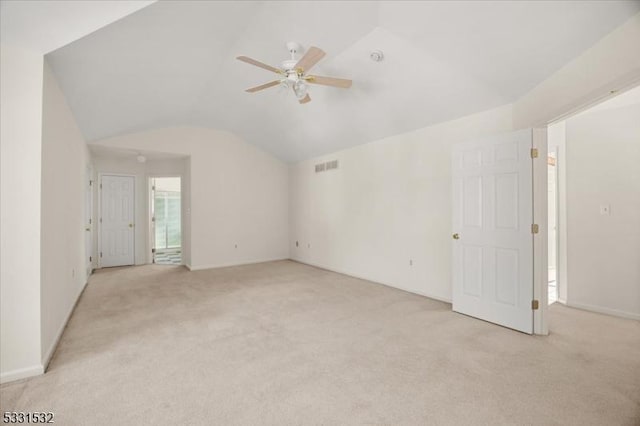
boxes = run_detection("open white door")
[100,175,135,267]
[452,129,534,334]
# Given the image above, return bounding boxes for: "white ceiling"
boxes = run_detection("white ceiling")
[45,1,640,162]
[0,0,155,54]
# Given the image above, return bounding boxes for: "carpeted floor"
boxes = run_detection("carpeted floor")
[1,260,639,425]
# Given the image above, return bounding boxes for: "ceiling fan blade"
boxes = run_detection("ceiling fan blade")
[298,94,311,104]
[307,75,352,88]
[294,46,325,72]
[245,80,281,93]
[236,56,282,74]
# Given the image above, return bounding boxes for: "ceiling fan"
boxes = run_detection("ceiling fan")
[236,42,352,104]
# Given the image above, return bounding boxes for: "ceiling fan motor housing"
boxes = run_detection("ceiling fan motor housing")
[281,59,298,71]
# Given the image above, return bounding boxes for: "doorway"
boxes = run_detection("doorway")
[150,177,182,265]
[547,150,558,304]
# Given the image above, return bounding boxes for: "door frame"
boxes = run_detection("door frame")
[532,128,548,335]
[147,174,183,265]
[97,173,136,268]
[85,165,94,278]
[547,146,560,304]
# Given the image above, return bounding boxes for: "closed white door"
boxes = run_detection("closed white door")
[100,175,135,267]
[452,129,534,334]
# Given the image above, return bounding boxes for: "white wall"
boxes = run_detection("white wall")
[0,0,155,385]
[563,103,640,319]
[40,61,93,366]
[90,127,289,270]
[92,155,188,266]
[289,105,514,302]
[287,13,640,316]
[0,44,44,382]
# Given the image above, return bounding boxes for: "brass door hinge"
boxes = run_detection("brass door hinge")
[531,224,539,234]
[532,300,539,310]
[531,148,539,159]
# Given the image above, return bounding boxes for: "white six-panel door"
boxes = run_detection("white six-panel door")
[452,129,534,334]
[100,175,135,267]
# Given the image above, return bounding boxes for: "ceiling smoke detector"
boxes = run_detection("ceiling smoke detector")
[370,50,384,62]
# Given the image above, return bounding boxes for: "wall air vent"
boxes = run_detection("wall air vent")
[315,160,338,173]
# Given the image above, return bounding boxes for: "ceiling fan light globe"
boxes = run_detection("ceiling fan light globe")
[293,81,308,99]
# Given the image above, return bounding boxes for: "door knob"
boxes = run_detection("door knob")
[85,227,90,231]
[452,233,460,240]
[129,223,134,228]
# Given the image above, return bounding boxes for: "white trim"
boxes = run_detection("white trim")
[97,173,136,268]
[41,280,89,371]
[548,146,560,304]
[187,258,289,271]
[532,128,549,335]
[0,365,44,384]
[292,259,452,304]
[546,78,640,126]
[566,302,640,321]
[85,165,94,274]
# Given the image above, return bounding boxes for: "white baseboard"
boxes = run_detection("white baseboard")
[188,257,289,271]
[566,301,640,321]
[291,259,452,304]
[0,364,44,384]
[41,279,89,371]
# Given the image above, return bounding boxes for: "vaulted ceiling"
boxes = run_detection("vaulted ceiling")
[46,1,640,162]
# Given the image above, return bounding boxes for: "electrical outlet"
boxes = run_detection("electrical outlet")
[409,259,413,266]
[234,244,238,249]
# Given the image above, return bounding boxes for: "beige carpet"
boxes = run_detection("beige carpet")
[1,260,639,425]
